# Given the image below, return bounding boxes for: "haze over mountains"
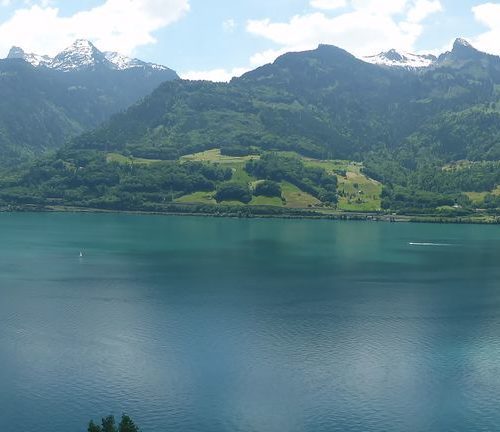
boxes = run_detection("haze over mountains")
[0,37,498,216]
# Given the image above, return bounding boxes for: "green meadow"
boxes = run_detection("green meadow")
[106,148,383,211]
[174,149,382,211]
[465,186,500,206]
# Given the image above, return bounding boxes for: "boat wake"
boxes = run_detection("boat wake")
[409,242,452,247]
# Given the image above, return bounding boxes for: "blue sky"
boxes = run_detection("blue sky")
[0,0,499,81]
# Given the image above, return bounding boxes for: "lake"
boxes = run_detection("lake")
[0,213,499,432]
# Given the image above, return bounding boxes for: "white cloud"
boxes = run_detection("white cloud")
[181,67,249,83]
[351,0,407,15]
[310,0,346,11]
[1,0,54,7]
[471,2,500,55]
[183,0,444,82]
[407,0,443,23]
[222,18,236,33]
[249,47,291,67]
[0,0,190,57]
[246,0,443,66]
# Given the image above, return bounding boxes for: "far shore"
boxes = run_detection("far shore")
[1,204,499,225]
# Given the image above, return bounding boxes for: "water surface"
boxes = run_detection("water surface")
[0,213,499,432]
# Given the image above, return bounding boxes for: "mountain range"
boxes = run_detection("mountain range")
[0,38,498,217]
[73,38,499,160]
[0,39,178,162]
[362,39,486,70]
[7,39,172,72]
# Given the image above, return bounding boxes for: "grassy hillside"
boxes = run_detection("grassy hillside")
[108,149,381,211]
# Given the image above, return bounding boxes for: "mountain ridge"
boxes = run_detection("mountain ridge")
[0,40,179,162]
[360,38,492,70]
[6,39,174,73]
[77,37,500,162]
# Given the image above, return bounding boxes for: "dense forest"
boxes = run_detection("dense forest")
[0,57,177,164]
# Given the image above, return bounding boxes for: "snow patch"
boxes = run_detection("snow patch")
[362,49,437,70]
[104,51,169,71]
[7,46,51,67]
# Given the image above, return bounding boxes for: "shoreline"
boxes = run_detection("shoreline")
[1,204,499,225]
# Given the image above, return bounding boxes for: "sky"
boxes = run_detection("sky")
[0,0,499,81]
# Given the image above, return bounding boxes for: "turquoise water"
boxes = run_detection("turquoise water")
[0,213,499,432]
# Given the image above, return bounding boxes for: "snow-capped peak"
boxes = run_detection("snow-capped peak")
[7,46,52,67]
[50,39,111,72]
[4,39,174,74]
[363,49,437,70]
